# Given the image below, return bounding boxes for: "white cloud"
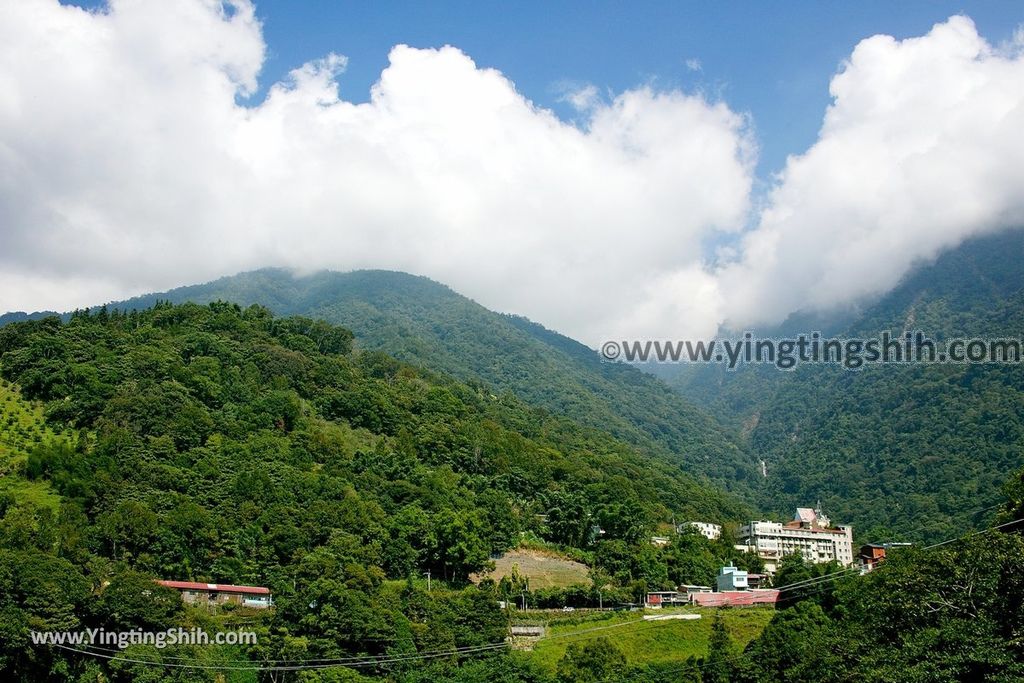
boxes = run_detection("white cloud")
[716,15,1024,329]
[0,0,752,343]
[1,5,1022,346]
[685,58,702,72]
[559,83,601,112]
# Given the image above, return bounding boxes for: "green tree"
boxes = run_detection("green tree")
[556,637,628,683]
[93,570,182,630]
[703,612,734,683]
[744,601,834,683]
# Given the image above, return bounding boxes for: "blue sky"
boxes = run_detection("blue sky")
[12,1,1024,340]
[246,0,1023,178]
[60,0,1024,179]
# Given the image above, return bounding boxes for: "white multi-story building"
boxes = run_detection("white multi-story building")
[737,507,853,574]
[681,521,722,540]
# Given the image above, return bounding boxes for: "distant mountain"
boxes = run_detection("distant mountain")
[670,228,1024,541]
[93,269,758,497]
[0,310,58,326]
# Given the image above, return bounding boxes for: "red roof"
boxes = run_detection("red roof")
[155,580,271,595]
[692,590,779,607]
[782,521,847,534]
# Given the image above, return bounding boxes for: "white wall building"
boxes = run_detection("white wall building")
[737,507,853,574]
[716,565,748,591]
[681,521,722,540]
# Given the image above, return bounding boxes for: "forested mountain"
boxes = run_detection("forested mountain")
[8,232,1022,545]
[736,521,1024,682]
[671,229,1024,542]
[0,310,60,326]
[2,252,1022,681]
[97,269,758,493]
[0,302,760,681]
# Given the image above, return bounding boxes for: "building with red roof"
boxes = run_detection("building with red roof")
[155,580,273,610]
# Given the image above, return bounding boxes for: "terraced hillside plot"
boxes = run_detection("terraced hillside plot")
[479,548,591,589]
[0,378,68,510]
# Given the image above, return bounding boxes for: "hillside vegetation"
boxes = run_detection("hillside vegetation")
[0,301,759,682]
[672,229,1024,541]
[101,269,759,494]
[0,378,66,510]
[733,523,1024,682]
[528,607,774,674]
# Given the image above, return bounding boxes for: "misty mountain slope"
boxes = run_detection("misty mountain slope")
[848,228,1024,337]
[100,269,758,493]
[671,228,1024,541]
[673,229,1024,426]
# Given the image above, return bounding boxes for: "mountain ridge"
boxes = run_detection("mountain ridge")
[53,268,759,497]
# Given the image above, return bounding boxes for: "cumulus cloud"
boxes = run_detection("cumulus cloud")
[0,0,752,343]
[716,15,1024,328]
[557,82,602,112]
[0,4,1022,346]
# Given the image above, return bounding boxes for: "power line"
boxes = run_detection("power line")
[771,514,1024,598]
[772,565,862,594]
[49,618,694,672]
[56,636,505,665]
[46,608,711,671]
[50,640,510,671]
[43,514,1024,672]
[767,506,1016,591]
[923,515,1022,549]
[621,513,1024,681]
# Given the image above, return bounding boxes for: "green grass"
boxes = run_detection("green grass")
[527,606,774,672]
[0,378,68,510]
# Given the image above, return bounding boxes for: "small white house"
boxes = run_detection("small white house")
[716,565,748,592]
